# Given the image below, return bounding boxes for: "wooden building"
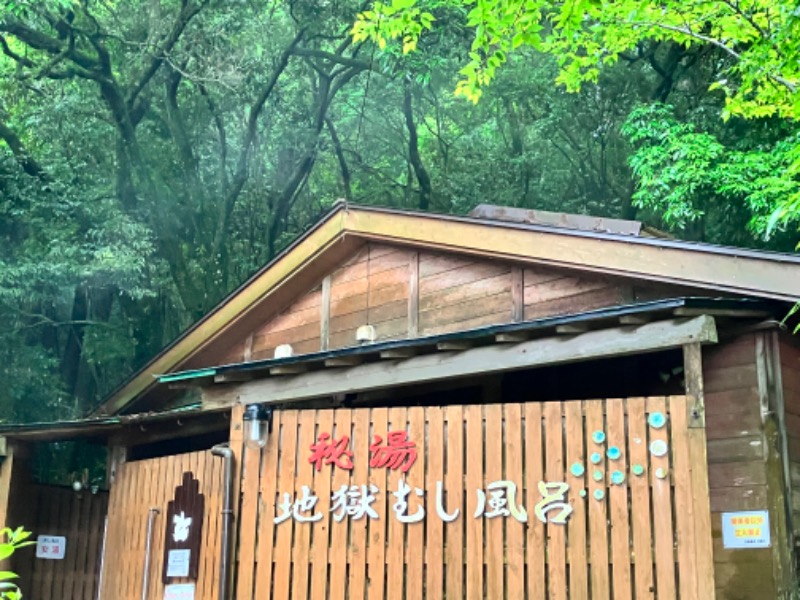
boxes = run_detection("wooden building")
[1,202,799,600]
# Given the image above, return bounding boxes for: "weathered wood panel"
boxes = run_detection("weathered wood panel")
[99,451,223,600]
[232,396,714,599]
[217,245,651,364]
[14,485,108,600]
[703,334,776,599]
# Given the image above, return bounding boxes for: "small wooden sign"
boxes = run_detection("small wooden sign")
[162,472,204,583]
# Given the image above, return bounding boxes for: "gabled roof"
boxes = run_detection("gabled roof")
[93,202,800,417]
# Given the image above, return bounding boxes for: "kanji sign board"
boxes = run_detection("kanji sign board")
[721,510,771,548]
[35,535,66,560]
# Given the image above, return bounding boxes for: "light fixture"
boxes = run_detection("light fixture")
[243,404,272,450]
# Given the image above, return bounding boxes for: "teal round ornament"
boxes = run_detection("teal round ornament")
[610,470,625,485]
[592,430,606,444]
[579,489,587,498]
[590,452,602,464]
[606,446,621,460]
[594,489,605,500]
[570,462,585,477]
[648,412,667,429]
[593,470,603,482]
[632,464,645,476]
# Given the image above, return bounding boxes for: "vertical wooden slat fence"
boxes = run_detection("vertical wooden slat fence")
[233,396,715,599]
[99,450,223,600]
[20,485,108,600]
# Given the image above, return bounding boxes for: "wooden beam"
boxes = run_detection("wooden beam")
[495,332,528,343]
[619,314,650,325]
[270,364,309,375]
[437,341,474,351]
[555,323,589,335]
[511,266,524,322]
[320,275,331,351]
[682,342,705,428]
[379,348,418,359]
[214,372,254,383]
[408,251,419,337]
[324,356,363,368]
[235,316,717,407]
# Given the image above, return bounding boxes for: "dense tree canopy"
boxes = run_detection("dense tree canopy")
[0,0,797,424]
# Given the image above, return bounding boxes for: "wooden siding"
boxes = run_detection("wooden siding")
[231,397,715,599]
[13,485,108,600]
[780,336,800,542]
[99,450,224,600]
[217,243,645,362]
[703,334,779,599]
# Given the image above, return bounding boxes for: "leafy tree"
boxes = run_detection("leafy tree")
[0,527,34,600]
[353,0,800,235]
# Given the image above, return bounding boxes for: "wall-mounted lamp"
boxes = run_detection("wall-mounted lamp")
[243,404,273,450]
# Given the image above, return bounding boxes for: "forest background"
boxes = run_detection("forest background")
[1,0,798,430]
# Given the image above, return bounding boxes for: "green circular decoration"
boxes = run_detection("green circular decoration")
[592,430,606,444]
[648,412,667,429]
[606,446,621,460]
[570,462,585,477]
[579,489,587,498]
[593,470,603,482]
[594,489,605,500]
[632,464,645,476]
[610,470,625,485]
[649,440,668,457]
[590,452,602,464]
[655,467,668,479]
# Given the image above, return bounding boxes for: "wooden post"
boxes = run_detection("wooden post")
[320,275,332,351]
[757,332,796,598]
[683,344,716,599]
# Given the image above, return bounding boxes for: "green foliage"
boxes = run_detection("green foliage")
[0,527,34,600]
[622,104,800,238]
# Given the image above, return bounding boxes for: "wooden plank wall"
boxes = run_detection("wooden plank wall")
[220,243,638,361]
[99,450,223,600]
[703,333,778,599]
[13,485,108,600]
[780,335,800,554]
[232,396,715,599]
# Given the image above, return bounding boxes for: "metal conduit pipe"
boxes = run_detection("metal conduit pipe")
[211,444,235,600]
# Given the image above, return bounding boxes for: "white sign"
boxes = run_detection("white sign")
[166,549,191,577]
[35,535,66,560]
[164,583,195,600]
[721,511,771,549]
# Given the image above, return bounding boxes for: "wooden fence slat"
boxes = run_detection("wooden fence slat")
[671,395,699,600]
[386,406,407,600]
[291,409,317,600]
[367,407,388,600]
[308,409,333,599]
[608,398,632,600]
[444,405,464,600]
[504,403,524,599]
[484,403,504,600]
[328,408,353,600]
[273,410,299,600]
[406,406,426,600]
[252,410,281,598]
[425,407,445,599]
[525,403,546,599]
[649,397,677,599]
[565,400,589,599]
[627,397,655,600]
[544,402,567,600]
[586,400,610,600]
[348,408,372,600]
[465,404,484,600]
